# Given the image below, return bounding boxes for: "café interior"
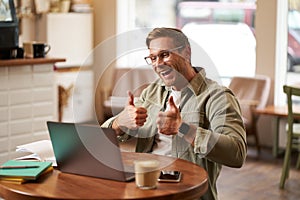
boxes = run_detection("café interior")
[0,0,300,199]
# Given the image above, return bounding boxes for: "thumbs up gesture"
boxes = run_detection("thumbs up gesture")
[114,91,148,131]
[156,96,182,135]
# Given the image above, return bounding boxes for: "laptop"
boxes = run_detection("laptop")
[46,121,135,182]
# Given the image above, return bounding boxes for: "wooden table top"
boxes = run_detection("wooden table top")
[254,105,289,117]
[0,152,208,200]
[255,105,300,117]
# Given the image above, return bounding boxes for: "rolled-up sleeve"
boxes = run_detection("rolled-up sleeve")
[194,89,247,168]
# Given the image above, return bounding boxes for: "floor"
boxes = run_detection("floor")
[217,147,300,200]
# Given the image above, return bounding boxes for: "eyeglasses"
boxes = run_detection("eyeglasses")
[144,46,183,65]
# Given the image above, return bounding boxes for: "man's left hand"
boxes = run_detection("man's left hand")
[156,96,182,135]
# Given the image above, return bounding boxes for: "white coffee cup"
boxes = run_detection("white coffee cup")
[23,42,34,58]
[134,160,160,190]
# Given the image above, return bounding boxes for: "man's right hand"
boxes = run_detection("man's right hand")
[112,91,147,133]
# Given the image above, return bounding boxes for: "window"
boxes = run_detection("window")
[116,0,176,68]
[177,1,256,85]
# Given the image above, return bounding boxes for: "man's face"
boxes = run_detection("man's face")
[148,37,188,88]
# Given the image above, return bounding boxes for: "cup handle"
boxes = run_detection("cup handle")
[45,44,51,55]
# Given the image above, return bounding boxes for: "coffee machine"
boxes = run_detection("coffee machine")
[0,0,22,59]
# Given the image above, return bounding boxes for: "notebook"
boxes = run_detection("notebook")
[46,121,135,182]
[0,160,52,180]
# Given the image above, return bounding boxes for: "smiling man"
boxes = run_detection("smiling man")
[102,27,247,200]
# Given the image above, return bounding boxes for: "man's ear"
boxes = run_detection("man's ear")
[183,46,191,63]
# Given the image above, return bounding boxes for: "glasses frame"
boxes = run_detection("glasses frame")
[144,46,183,65]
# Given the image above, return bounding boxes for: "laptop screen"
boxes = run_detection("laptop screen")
[47,121,134,181]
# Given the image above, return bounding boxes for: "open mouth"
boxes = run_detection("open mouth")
[160,69,173,77]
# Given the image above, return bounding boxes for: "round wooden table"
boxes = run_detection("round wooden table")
[0,152,208,200]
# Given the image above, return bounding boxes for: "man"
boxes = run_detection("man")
[102,27,247,200]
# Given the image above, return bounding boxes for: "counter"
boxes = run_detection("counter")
[0,58,65,164]
[0,58,65,67]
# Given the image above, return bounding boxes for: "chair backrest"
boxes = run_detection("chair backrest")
[283,85,300,128]
[228,75,271,127]
[228,75,271,110]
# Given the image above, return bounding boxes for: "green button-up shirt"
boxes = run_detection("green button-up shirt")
[102,67,247,200]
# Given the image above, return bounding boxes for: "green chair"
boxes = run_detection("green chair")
[280,85,300,189]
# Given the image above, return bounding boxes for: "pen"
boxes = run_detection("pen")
[0,165,40,169]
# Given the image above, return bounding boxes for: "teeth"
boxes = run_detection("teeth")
[161,69,172,76]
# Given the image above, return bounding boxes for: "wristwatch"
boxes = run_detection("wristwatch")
[179,122,190,135]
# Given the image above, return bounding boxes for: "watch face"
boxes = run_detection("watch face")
[179,122,189,134]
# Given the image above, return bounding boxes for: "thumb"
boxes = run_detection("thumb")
[168,96,178,112]
[127,91,135,106]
